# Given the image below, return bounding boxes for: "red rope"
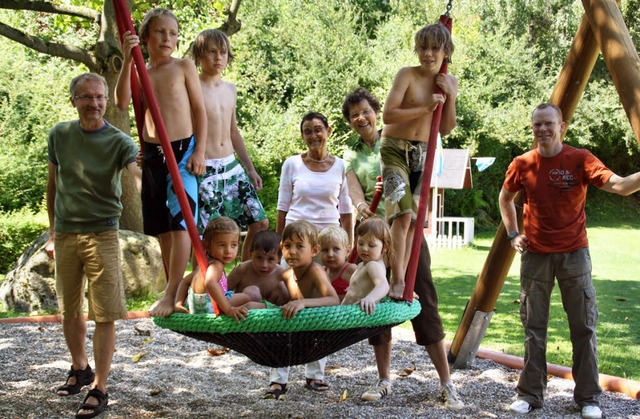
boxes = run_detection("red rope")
[112,1,144,151]
[112,0,217,314]
[402,14,452,302]
[348,176,382,264]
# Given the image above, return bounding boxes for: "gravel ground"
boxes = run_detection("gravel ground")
[0,318,638,418]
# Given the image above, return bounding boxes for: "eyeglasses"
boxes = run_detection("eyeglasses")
[73,95,108,102]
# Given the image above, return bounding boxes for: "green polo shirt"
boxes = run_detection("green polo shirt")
[343,136,385,219]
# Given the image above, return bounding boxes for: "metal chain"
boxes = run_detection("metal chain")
[445,0,453,17]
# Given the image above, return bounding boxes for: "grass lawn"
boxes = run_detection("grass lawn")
[427,221,640,381]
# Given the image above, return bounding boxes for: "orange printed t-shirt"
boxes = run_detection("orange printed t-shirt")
[503,145,613,254]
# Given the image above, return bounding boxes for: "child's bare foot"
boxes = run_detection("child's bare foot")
[148,295,175,317]
[388,282,405,300]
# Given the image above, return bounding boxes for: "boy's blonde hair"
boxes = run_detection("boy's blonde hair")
[202,216,240,246]
[356,218,393,262]
[318,225,350,251]
[139,8,179,47]
[282,220,319,248]
[414,22,454,59]
[192,28,235,66]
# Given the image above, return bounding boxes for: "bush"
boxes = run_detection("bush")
[0,208,48,274]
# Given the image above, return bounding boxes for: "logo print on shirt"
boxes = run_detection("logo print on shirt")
[548,168,577,192]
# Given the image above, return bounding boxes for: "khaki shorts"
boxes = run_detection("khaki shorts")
[379,135,425,224]
[54,230,127,322]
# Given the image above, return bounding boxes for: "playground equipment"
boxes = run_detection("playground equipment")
[448,0,640,377]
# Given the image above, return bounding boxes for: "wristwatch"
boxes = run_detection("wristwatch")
[507,230,520,240]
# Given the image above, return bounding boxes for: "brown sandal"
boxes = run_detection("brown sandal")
[76,387,108,418]
[56,365,95,396]
[305,378,329,391]
[263,382,287,400]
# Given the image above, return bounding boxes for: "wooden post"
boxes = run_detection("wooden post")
[582,0,640,143]
[449,12,601,362]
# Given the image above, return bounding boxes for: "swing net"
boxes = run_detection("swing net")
[113,0,452,368]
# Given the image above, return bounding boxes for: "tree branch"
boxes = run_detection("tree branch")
[0,21,98,70]
[219,0,242,36]
[0,0,100,22]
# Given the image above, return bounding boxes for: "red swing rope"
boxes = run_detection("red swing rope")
[402,11,453,302]
[112,2,144,150]
[112,0,217,314]
[348,176,383,264]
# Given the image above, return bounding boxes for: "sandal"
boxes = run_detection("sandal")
[305,378,329,391]
[263,382,287,400]
[76,387,108,419]
[56,365,95,396]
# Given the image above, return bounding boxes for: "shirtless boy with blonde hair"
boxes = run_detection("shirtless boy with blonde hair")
[115,8,207,317]
[191,28,268,261]
[379,23,464,409]
[381,22,457,297]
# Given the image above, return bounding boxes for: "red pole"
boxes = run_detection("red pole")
[348,178,382,264]
[402,14,452,302]
[112,0,215,313]
[112,0,144,149]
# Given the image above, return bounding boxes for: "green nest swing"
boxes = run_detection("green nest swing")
[154,298,420,367]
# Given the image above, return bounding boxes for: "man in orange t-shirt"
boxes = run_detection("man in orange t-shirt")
[499,103,640,419]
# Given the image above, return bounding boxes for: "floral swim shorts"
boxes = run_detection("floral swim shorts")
[197,154,267,233]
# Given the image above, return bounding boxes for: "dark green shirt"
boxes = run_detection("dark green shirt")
[48,120,138,232]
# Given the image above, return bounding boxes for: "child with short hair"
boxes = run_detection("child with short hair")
[115,8,207,317]
[263,220,339,400]
[175,216,250,322]
[318,226,357,301]
[380,22,458,299]
[191,28,269,261]
[227,230,290,305]
[342,218,391,314]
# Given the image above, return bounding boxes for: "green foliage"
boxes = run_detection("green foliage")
[0,208,48,274]
[2,0,640,232]
[0,38,79,212]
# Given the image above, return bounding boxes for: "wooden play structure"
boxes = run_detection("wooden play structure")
[448,0,640,399]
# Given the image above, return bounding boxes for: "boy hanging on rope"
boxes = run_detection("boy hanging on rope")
[227,230,290,306]
[115,8,207,317]
[191,29,269,261]
[379,23,463,409]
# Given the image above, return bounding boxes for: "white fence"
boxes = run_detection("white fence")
[426,217,474,249]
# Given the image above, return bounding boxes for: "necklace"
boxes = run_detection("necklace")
[306,153,330,163]
[295,263,313,283]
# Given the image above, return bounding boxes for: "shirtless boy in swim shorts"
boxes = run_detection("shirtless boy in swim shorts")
[115,8,207,317]
[191,29,268,261]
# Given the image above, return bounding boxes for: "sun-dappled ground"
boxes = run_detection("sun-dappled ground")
[1,318,638,418]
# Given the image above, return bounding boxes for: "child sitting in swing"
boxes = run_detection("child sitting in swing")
[261,220,340,400]
[175,216,251,323]
[227,230,290,306]
[342,218,391,314]
[318,225,357,301]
